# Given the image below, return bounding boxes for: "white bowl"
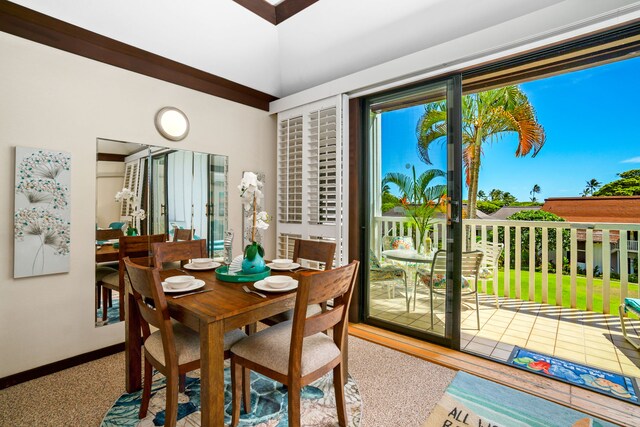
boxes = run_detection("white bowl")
[192,258,214,267]
[164,275,195,289]
[271,258,293,269]
[264,275,294,289]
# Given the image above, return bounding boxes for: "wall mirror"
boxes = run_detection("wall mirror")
[95,138,228,327]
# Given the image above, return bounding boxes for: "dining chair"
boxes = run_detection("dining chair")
[368,249,410,311]
[230,261,360,427]
[98,234,166,322]
[95,228,124,316]
[416,250,484,329]
[172,226,194,242]
[475,240,504,308]
[262,239,337,326]
[123,258,247,427]
[96,228,124,241]
[292,238,336,271]
[152,240,206,269]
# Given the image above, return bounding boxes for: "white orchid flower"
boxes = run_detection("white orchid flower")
[115,187,134,202]
[255,211,270,230]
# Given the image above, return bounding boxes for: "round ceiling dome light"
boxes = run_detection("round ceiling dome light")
[155,107,189,141]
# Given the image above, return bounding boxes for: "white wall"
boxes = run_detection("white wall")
[96,160,124,228]
[0,32,276,378]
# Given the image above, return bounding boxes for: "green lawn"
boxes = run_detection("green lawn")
[481,269,640,315]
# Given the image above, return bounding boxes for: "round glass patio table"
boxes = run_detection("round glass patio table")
[381,249,433,312]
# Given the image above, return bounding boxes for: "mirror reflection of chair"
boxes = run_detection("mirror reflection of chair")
[97,234,166,322]
[262,239,337,326]
[369,250,409,311]
[123,258,247,427]
[416,250,484,329]
[475,240,504,308]
[95,228,124,320]
[230,261,360,427]
[172,227,194,242]
[152,240,206,269]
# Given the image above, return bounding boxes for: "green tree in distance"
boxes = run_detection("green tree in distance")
[416,85,545,219]
[530,184,541,202]
[594,170,640,196]
[382,166,446,250]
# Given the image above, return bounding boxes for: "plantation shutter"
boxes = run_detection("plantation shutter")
[120,159,144,221]
[276,95,349,266]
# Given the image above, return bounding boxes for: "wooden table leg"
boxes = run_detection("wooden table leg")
[125,291,142,392]
[200,320,225,427]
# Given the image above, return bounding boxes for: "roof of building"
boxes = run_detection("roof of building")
[541,196,640,224]
[490,205,541,220]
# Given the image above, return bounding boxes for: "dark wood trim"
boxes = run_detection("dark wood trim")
[97,153,127,162]
[234,0,318,25]
[276,0,319,24]
[233,0,276,25]
[348,97,363,323]
[0,1,277,111]
[0,342,125,390]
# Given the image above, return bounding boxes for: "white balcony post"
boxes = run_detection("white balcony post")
[542,227,549,304]
[602,229,611,314]
[570,228,577,309]
[555,227,563,306]
[620,231,629,304]
[515,226,522,299]
[529,226,536,301]
[504,226,511,299]
[586,228,594,312]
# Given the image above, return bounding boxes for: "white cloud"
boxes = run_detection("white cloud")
[621,156,640,164]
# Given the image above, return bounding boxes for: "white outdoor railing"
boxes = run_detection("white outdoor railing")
[373,216,640,314]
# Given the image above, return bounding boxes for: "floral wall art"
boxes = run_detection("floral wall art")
[14,147,71,278]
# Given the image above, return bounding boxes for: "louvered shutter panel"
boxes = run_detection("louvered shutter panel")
[276,95,348,266]
[120,159,145,222]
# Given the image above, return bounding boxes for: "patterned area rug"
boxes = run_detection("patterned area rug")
[424,371,616,427]
[508,347,640,405]
[101,368,361,426]
[96,297,121,326]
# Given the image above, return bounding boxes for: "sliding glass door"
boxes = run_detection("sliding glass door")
[363,75,463,348]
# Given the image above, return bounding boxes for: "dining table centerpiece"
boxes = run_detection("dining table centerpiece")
[115,188,146,236]
[238,172,270,274]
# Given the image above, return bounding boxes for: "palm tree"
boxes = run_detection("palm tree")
[530,184,541,202]
[584,178,601,196]
[382,183,391,195]
[477,190,487,201]
[382,166,446,250]
[489,189,504,202]
[416,85,545,218]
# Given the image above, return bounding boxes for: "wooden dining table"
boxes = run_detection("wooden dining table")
[125,267,304,427]
[95,244,119,263]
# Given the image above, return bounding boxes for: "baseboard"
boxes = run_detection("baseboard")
[0,342,125,390]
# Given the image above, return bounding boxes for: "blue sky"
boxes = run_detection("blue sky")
[380,56,640,201]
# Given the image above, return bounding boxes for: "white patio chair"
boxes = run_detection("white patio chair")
[475,240,504,308]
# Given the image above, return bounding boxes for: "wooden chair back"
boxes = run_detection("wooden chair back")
[118,234,167,287]
[289,261,359,372]
[152,240,207,269]
[123,258,178,368]
[292,239,336,271]
[96,228,123,241]
[172,227,194,242]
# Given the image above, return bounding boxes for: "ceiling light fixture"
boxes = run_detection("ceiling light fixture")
[155,107,190,141]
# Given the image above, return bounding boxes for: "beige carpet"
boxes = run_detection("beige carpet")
[0,336,456,427]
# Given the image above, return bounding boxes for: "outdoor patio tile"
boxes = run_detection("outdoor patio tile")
[556,333,584,345]
[585,355,621,372]
[490,348,513,361]
[619,362,640,377]
[583,346,619,361]
[554,339,584,352]
[499,336,528,347]
[553,348,586,364]
[471,335,500,347]
[465,341,495,356]
[526,341,555,354]
[527,335,556,346]
[495,341,515,351]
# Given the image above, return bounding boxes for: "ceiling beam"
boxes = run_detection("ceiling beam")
[234,0,318,25]
[0,1,277,111]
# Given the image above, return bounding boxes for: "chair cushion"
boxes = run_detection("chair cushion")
[418,272,469,289]
[96,266,117,282]
[100,272,121,288]
[382,236,414,251]
[370,266,405,281]
[231,321,340,376]
[478,267,492,279]
[369,249,382,268]
[145,323,246,366]
[264,304,322,324]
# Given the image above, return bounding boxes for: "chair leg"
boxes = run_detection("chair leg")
[403,275,409,312]
[179,373,186,393]
[102,287,109,321]
[475,292,480,330]
[619,304,640,350]
[333,363,348,427]
[165,373,179,427]
[231,358,243,426]
[139,358,152,419]
[412,272,418,312]
[242,367,251,414]
[287,379,301,427]
[118,290,125,321]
